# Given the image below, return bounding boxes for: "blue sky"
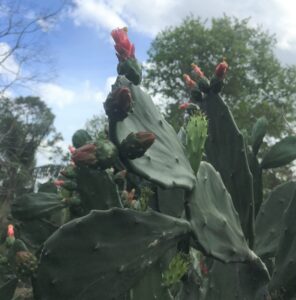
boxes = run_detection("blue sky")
[1,0,296,164]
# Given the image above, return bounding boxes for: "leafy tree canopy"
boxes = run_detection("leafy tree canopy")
[144,15,296,137]
[0,96,62,225]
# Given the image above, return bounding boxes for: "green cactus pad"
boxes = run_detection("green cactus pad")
[251,116,268,156]
[109,76,196,190]
[204,261,269,300]
[0,278,18,300]
[76,166,122,212]
[11,192,65,220]
[268,191,296,299]
[202,92,254,244]
[34,208,191,300]
[254,182,296,258]
[187,162,259,264]
[261,136,296,169]
[72,129,92,148]
[19,219,59,249]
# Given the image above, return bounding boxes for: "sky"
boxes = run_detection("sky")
[1,0,296,165]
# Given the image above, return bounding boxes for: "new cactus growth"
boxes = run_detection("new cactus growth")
[3,26,296,300]
[185,113,208,174]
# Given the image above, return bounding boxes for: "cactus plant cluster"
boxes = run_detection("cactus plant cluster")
[1,27,296,300]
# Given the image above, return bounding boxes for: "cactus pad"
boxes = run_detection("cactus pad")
[108,76,196,190]
[34,208,191,300]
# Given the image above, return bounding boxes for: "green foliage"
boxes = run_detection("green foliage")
[144,15,296,137]
[162,252,190,287]
[0,96,62,227]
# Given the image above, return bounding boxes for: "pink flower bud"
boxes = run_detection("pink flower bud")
[68,146,76,154]
[54,180,65,187]
[111,27,135,60]
[179,102,190,110]
[183,74,196,89]
[191,63,204,78]
[71,144,97,166]
[7,224,14,238]
[135,132,156,149]
[199,258,208,276]
[215,60,228,79]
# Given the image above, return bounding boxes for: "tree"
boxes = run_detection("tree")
[144,15,296,137]
[84,114,108,140]
[0,0,65,95]
[0,96,62,226]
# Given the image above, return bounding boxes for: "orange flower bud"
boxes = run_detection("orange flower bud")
[111,27,135,60]
[7,224,14,238]
[183,74,196,89]
[191,63,204,78]
[215,60,228,79]
[179,102,190,110]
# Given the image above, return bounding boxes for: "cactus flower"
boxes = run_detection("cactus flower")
[111,27,135,60]
[54,179,65,187]
[199,258,208,276]
[179,102,190,110]
[191,63,204,78]
[183,74,196,89]
[135,132,156,149]
[215,60,228,79]
[120,131,156,159]
[7,224,14,238]
[71,144,97,166]
[68,145,76,154]
[6,224,15,245]
[104,87,132,121]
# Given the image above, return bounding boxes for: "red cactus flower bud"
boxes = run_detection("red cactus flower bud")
[114,87,132,112]
[54,179,65,187]
[191,63,204,78]
[104,87,132,121]
[7,224,14,238]
[183,74,196,89]
[68,145,76,154]
[71,144,97,166]
[215,60,228,79]
[127,188,136,203]
[111,27,135,60]
[199,258,208,276]
[135,132,156,149]
[120,132,156,159]
[179,102,190,110]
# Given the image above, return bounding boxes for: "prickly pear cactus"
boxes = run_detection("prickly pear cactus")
[4,26,296,300]
[107,76,196,190]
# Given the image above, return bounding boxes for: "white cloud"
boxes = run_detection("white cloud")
[36,83,75,108]
[69,0,296,50]
[71,0,126,31]
[34,79,112,110]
